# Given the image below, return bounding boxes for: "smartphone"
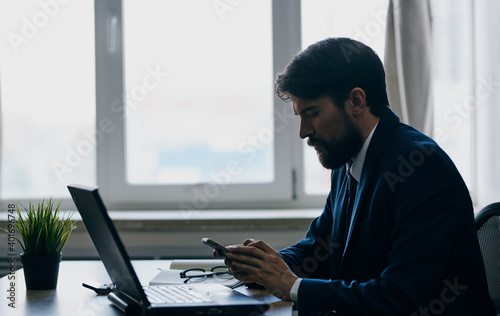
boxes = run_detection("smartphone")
[201,238,229,255]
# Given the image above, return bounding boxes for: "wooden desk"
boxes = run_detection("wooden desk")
[0,260,293,316]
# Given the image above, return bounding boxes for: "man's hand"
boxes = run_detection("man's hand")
[223,239,298,301]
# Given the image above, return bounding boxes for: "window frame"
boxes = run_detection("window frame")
[93,0,327,210]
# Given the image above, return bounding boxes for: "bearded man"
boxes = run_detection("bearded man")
[215,37,496,316]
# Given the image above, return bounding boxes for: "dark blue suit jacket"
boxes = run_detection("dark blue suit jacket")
[280,109,496,315]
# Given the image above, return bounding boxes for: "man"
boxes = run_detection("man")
[216,38,496,315]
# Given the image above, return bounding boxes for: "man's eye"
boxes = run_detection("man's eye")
[306,111,318,117]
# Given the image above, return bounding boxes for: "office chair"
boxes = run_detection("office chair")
[476,202,500,314]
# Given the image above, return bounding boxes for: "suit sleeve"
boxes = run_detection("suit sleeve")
[279,190,334,280]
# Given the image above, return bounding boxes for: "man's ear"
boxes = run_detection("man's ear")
[348,87,367,115]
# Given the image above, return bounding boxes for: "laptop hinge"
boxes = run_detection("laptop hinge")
[108,291,144,315]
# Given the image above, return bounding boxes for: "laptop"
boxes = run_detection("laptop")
[67,184,269,315]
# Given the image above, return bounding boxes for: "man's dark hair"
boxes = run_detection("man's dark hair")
[275,37,389,116]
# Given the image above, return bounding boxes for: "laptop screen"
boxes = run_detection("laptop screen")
[68,184,149,306]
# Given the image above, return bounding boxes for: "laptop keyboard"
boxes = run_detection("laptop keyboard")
[144,285,214,304]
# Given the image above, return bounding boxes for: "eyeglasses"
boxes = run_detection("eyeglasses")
[179,265,233,284]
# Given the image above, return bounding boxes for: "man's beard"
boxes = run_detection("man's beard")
[308,116,365,170]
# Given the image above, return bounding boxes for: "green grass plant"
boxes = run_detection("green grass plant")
[2,198,76,255]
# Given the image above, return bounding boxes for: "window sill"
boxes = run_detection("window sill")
[0,209,322,260]
[100,208,322,226]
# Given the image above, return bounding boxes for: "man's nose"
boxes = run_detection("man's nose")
[299,120,313,139]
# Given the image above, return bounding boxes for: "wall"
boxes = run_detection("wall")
[0,209,319,276]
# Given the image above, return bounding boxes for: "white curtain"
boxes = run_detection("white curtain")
[384,0,433,136]
[474,0,500,207]
[0,73,2,187]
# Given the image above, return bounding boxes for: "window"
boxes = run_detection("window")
[432,0,473,192]
[472,0,500,208]
[0,1,96,200]
[95,0,296,209]
[2,0,496,211]
[123,1,274,186]
[431,0,500,208]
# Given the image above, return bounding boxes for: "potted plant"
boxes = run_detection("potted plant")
[2,198,76,290]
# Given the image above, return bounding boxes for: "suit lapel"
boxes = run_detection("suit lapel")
[342,109,400,257]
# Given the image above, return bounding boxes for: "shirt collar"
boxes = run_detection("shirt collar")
[349,122,379,182]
